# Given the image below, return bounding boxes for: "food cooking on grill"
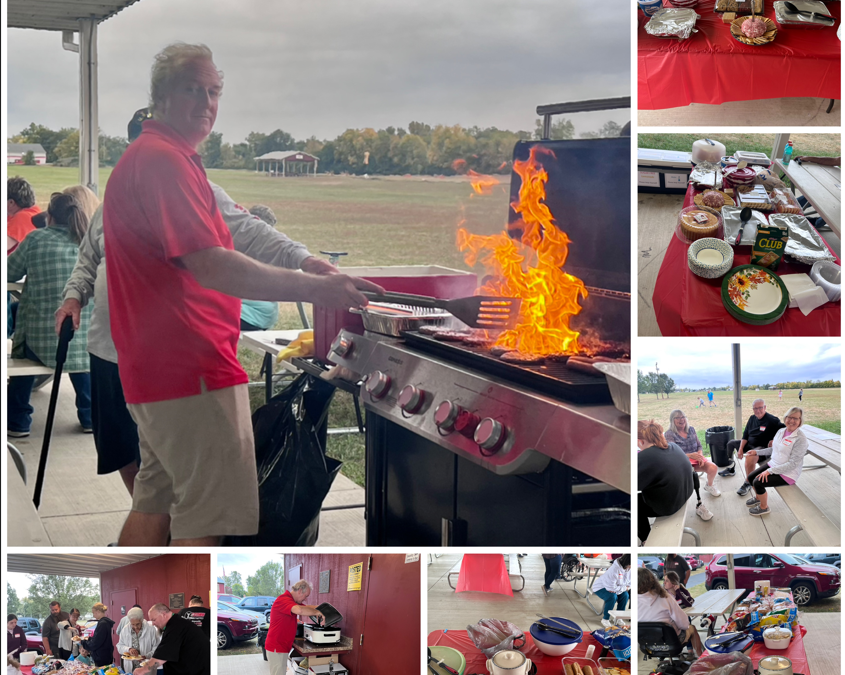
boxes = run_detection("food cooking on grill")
[490,344,512,357]
[741,16,767,36]
[462,334,495,348]
[418,324,445,336]
[432,329,473,341]
[499,351,545,364]
[680,209,720,241]
[567,356,611,376]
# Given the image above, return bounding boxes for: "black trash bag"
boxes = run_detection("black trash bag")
[226,372,341,546]
[705,425,735,467]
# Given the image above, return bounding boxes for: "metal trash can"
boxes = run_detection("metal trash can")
[705,425,735,467]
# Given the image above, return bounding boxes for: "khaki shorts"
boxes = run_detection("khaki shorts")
[128,383,259,540]
[266,651,289,675]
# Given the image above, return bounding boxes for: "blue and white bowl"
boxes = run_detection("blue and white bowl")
[688,237,734,279]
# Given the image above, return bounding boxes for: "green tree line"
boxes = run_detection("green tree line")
[221,561,284,598]
[7,577,100,621]
[637,369,676,401]
[9,118,622,174]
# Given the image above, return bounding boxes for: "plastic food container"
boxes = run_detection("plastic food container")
[763,626,793,650]
[639,0,664,16]
[676,205,723,244]
[529,617,583,656]
[692,139,727,164]
[734,150,772,166]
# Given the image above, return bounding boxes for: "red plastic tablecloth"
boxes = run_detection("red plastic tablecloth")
[652,184,841,336]
[428,629,627,675]
[456,554,513,597]
[748,625,809,675]
[638,1,841,109]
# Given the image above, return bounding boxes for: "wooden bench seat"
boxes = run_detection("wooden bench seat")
[646,498,701,547]
[7,358,54,377]
[774,484,840,546]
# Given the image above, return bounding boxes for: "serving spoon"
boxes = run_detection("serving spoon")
[782,1,835,24]
[735,206,752,246]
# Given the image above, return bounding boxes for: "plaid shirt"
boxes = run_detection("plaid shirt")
[8,226,92,372]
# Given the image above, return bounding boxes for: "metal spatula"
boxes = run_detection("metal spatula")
[361,291,521,329]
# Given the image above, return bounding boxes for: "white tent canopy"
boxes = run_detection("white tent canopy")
[8,0,143,194]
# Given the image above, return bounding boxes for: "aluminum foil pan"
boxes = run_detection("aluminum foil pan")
[690,161,723,189]
[721,206,768,245]
[773,0,834,26]
[645,8,700,39]
[351,304,450,337]
[769,213,837,265]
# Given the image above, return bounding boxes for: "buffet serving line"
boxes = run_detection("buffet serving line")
[637,0,841,110]
[427,619,631,675]
[652,148,841,336]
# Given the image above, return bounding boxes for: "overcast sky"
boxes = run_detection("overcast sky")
[637,342,841,389]
[7,572,99,598]
[7,0,630,143]
[217,553,284,583]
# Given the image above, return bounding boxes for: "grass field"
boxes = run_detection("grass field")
[11,165,513,486]
[638,388,841,452]
[637,133,840,158]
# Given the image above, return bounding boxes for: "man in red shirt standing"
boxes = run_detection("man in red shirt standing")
[103,43,383,546]
[265,581,324,675]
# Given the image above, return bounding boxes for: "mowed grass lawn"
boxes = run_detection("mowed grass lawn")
[638,388,841,453]
[638,133,841,158]
[12,165,513,486]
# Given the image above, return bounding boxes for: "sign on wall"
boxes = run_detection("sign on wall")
[169,593,185,610]
[347,563,363,591]
[319,570,331,594]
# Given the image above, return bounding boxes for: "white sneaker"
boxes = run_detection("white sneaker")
[601,619,612,628]
[703,484,721,497]
[696,503,714,521]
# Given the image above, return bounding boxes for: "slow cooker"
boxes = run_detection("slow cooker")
[303,602,343,645]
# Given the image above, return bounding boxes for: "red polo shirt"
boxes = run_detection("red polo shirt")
[265,591,299,653]
[103,120,247,403]
[7,205,41,247]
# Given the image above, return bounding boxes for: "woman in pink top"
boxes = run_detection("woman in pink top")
[638,568,702,656]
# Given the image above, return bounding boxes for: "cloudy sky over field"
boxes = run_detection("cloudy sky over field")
[638,342,841,389]
[7,0,630,143]
[218,553,283,582]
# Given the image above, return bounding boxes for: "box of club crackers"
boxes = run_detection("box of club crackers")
[751,222,788,271]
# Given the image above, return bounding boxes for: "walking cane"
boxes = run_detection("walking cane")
[33,315,75,509]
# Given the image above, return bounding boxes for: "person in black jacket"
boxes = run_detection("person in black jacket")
[7,614,28,658]
[638,419,708,544]
[81,603,115,667]
[718,399,785,496]
[178,596,210,640]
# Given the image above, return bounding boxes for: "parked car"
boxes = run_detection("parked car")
[217,604,260,650]
[235,596,277,619]
[705,553,841,606]
[25,631,45,654]
[685,555,700,570]
[640,556,664,579]
[16,617,41,633]
[217,594,243,604]
[219,601,269,631]
[801,553,841,569]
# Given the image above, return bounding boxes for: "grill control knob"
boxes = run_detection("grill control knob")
[331,333,353,358]
[434,400,462,431]
[364,371,391,399]
[474,418,508,452]
[398,385,426,414]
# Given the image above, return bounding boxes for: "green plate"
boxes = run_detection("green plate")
[429,646,466,675]
[721,264,789,325]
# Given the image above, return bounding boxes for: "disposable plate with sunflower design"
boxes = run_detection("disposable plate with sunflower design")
[721,264,789,325]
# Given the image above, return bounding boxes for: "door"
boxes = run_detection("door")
[109,589,137,662]
[356,555,420,675]
[730,555,752,589]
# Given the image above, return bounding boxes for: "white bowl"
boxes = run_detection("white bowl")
[688,238,734,279]
[532,639,578,656]
[763,627,792,650]
[19,652,37,667]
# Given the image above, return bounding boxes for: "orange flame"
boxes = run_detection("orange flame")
[467,170,500,195]
[457,146,587,355]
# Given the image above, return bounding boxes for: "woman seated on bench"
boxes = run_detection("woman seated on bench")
[664,409,722,497]
[638,568,703,657]
[637,420,712,545]
[743,406,808,517]
[591,554,631,628]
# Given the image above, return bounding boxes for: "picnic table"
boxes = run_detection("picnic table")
[638,3,841,110]
[428,629,628,675]
[774,159,841,237]
[652,183,841,336]
[685,588,747,635]
[608,609,632,624]
[569,557,613,615]
[801,423,842,473]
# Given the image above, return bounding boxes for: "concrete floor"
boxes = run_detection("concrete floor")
[639,98,841,127]
[427,554,617,635]
[218,653,268,675]
[645,455,841,547]
[637,192,842,336]
[7,374,365,546]
[637,612,840,675]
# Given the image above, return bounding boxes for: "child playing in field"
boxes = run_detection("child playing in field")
[663,571,694,609]
[697,396,706,408]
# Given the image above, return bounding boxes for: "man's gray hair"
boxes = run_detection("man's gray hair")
[127,607,144,621]
[249,204,277,226]
[149,42,222,115]
[753,398,766,407]
[291,580,312,593]
[149,604,171,615]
